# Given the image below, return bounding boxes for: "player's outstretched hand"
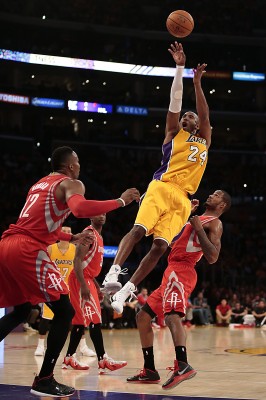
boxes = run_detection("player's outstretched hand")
[191,199,199,213]
[119,188,140,206]
[193,63,207,84]
[72,230,95,246]
[80,283,91,301]
[189,215,203,232]
[168,41,186,67]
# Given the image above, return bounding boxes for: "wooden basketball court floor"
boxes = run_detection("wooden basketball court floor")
[0,325,265,399]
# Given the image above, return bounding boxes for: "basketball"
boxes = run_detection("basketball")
[166,10,194,38]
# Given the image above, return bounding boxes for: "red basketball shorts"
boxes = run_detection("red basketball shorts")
[68,272,101,326]
[147,263,197,318]
[0,235,69,307]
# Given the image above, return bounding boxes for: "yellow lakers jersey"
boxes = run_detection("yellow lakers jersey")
[42,242,75,320]
[50,242,75,284]
[153,129,208,195]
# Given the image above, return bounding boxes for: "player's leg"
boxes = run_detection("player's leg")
[103,181,163,292]
[88,281,127,373]
[161,267,197,390]
[35,317,51,356]
[62,273,91,370]
[111,184,191,314]
[79,334,96,357]
[102,225,146,292]
[31,294,75,397]
[111,237,168,314]
[0,302,32,341]
[62,325,90,370]
[127,291,161,383]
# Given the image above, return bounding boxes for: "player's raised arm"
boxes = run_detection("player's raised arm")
[193,64,212,148]
[189,216,222,264]
[164,42,186,144]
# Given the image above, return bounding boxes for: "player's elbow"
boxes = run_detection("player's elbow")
[207,253,218,264]
[72,210,83,218]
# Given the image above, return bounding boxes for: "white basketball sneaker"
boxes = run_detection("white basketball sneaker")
[80,345,96,357]
[34,345,45,356]
[111,281,136,314]
[102,265,128,293]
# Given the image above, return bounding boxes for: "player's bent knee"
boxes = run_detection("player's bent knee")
[165,311,184,324]
[14,302,32,321]
[131,225,146,241]
[151,239,168,254]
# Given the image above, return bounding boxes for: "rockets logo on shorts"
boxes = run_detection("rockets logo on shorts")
[166,292,182,307]
[47,273,64,291]
[83,304,96,320]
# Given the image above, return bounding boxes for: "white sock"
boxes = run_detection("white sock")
[37,338,45,347]
[123,281,135,291]
[80,338,87,349]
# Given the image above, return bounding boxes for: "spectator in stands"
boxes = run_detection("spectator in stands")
[192,291,212,325]
[252,300,266,327]
[137,287,149,309]
[216,299,232,326]
[231,302,247,324]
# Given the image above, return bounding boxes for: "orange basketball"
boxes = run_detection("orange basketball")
[166,10,194,38]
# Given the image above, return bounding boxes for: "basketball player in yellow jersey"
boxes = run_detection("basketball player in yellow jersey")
[35,226,96,357]
[102,42,212,314]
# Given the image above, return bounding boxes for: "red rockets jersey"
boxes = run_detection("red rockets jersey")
[169,215,217,267]
[2,174,71,246]
[81,226,104,279]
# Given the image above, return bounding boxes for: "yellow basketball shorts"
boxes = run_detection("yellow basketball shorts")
[42,303,54,320]
[135,180,191,245]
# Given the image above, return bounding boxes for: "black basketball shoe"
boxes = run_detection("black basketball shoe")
[162,360,196,390]
[127,368,160,383]
[30,374,75,397]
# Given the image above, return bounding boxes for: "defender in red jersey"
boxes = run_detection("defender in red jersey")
[126,190,231,389]
[63,214,127,373]
[0,146,139,398]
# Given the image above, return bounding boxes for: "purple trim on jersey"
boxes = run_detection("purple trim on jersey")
[171,224,186,245]
[153,140,173,180]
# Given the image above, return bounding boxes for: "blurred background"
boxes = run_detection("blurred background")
[0,0,265,315]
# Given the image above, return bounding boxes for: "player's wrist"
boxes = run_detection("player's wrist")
[117,198,126,207]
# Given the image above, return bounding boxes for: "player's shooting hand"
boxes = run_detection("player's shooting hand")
[119,188,140,206]
[168,41,186,66]
[81,283,91,301]
[193,63,207,84]
[191,199,199,213]
[71,230,95,246]
[189,215,203,232]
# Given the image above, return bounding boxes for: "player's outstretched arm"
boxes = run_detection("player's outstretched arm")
[59,179,140,218]
[193,64,212,148]
[164,42,186,144]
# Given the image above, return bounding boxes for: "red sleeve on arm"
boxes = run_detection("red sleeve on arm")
[58,232,72,241]
[67,194,120,218]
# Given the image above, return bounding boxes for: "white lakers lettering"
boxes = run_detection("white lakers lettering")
[187,134,206,145]
[187,145,207,166]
